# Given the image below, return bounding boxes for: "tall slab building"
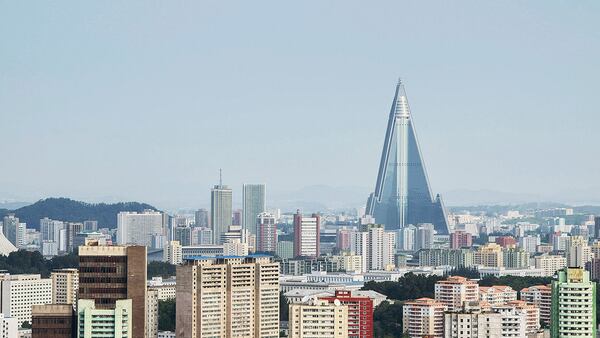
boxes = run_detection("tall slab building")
[211,179,233,245]
[242,183,266,237]
[366,80,449,234]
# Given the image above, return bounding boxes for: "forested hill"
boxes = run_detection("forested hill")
[0,197,158,230]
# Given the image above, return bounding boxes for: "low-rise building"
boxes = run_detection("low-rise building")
[402,298,446,338]
[289,299,348,338]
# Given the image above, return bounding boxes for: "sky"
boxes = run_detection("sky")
[1,1,599,210]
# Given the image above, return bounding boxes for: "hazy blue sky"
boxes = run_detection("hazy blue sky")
[1,1,599,209]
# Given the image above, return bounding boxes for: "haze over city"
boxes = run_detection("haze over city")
[2,1,600,210]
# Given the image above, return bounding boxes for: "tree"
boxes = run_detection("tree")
[147,261,176,278]
[158,299,176,331]
[447,266,480,279]
[373,301,404,337]
[361,272,443,301]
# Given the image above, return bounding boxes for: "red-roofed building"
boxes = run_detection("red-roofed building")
[320,290,374,338]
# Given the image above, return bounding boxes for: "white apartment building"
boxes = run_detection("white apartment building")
[176,256,280,338]
[434,276,479,311]
[402,298,446,338]
[350,224,395,272]
[163,240,182,264]
[116,210,163,248]
[0,314,17,338]
[518,235,540,254]
[478,286,517,306]
[0,274,52,327]
[397,225,416,251]
[293,212,320,258]
[534,254,566,276]
[289,299,348,338]
[520,285,551,325]
[51,268,78,307]
[77,299,132,338]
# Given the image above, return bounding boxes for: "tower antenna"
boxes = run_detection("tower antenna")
[219,168,222,186]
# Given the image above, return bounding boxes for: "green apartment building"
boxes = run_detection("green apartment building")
[551,267,597,337]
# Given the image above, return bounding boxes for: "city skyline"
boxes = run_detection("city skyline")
[2,2,600,210]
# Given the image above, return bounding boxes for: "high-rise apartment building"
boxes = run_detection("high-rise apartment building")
[444,303,503,338]
[520,285,551,325]
[450,231,472,249]
[176,255,279,338]
[2,215,19,247]
[551,267,596,337]
[293,210,320,258]
[402,298,446,338]
[566,235,592,268]
[116,210,163,248]
[502,248,529,269]
[350,224,395,272]
[518,234,540,254]
[40,217,64,242]
[51,268,79,307]
[534,254,567,276]
[365,80,449,234]
[77,299,132,338]
[242,184,266,237]
[397,225,416,251]
[0,273,53,327]
[31,304,74,338]
[434,276,479,311]
[78,242,147,338]
[173,226,192,246]
[289,299,348,338]
[336,228,354,251]
[594,216,600,239]
[164,240,183,265]
[256,212,277,253]
[418,248,474,268]
[415,223,434,251]
[319,290,373,338]
[211,181,233,245]
[474,243,503,268]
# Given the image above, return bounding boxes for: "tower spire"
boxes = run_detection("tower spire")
[219,168,222,186]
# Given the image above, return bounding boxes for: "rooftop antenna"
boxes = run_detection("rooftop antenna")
[219,168,223,186]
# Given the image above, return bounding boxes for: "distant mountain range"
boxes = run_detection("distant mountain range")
[0,197,158,230]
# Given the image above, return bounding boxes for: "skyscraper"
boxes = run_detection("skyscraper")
[211,174,233,244]
[243,184,266,236]
[194,208,209,227]
[366,80,449,234]
[78,241,147,338]
[116,210,163,248]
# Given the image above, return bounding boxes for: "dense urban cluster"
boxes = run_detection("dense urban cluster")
[0,82,597,338]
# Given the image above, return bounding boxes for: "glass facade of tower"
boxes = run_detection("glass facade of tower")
[366,81,449,234]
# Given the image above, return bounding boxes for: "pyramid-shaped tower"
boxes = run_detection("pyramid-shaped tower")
[366,80,449,234]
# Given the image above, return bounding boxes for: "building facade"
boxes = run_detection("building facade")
[256,212,277,253]
[116,210,163,248]
[289,299,348,338]
[242,184,266,237]
[293,211,320,258]
[0,273,53,327]
[77,299,132,338]
[402,298,446,338]
[551,267,596,337]
[211,183,233,245]
[434,276,479,311]
[31,304,74,338]
[176,255,279,338]
[78,242,147,338]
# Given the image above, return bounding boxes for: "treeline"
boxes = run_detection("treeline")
[0,197,157,230]
[0,250,78,277]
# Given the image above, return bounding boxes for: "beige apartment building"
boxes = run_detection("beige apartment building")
[289,299,348,338]
[534,254,567,276]
[478,285,517,306]
[51,268,78,307]
[176,255,279,338]
[434,276,479,311]
[403,298,446,338]
[520,285,551,325]
[474,243,503,268]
